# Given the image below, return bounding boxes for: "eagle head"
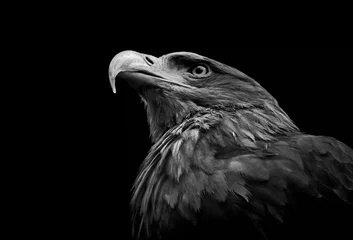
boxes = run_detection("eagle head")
[109,50,297,142]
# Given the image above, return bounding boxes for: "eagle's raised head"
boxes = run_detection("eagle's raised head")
[109,50,297,142]
[109,51,295,141]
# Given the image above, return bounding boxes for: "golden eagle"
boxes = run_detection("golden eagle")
[109,50,353,240]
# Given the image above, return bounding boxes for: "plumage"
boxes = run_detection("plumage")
[109,50,353,240]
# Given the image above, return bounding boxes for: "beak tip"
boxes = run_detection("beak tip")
[109,76,116,94]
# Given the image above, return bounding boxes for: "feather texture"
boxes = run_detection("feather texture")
[110,51,353,239]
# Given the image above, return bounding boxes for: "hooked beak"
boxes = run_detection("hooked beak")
[108,50,162,94]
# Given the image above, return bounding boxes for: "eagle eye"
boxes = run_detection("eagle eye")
[189,65,211,78]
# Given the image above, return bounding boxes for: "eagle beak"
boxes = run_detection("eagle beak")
[108,50,160,94]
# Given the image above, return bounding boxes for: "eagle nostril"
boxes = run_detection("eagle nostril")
[145,56,155,65]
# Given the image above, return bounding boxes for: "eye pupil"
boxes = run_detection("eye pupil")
[195,67,203,74]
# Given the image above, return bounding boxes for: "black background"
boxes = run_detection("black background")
[50,48,352,239]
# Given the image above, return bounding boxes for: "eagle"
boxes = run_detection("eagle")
[109,50,353,240]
